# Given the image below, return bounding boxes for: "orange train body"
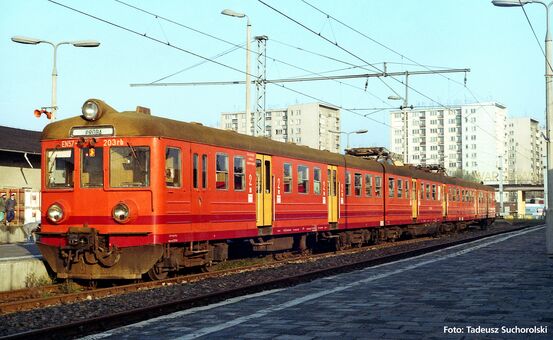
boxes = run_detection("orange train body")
[37,99,496,280]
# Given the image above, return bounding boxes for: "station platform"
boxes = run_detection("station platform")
[86,225,553,339]
[0,242,48,292]
[0,224,30,244]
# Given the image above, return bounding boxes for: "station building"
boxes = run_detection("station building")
[0,125,41,242]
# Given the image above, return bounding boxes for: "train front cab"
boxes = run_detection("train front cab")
[38,136,164,279]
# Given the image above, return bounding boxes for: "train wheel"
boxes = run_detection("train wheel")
[201,263,214,273]
[147,265,168,281]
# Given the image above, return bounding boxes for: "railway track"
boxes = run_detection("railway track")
[0,221,538,339]
[0,236,431,315]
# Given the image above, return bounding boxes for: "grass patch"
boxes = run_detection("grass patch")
[24,272,52,288]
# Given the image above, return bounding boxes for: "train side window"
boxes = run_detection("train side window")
[165,147,181,188]
[297,165,309,194]
[420,183,424,200]
[397,179,403,198]
[345,172,351,196]
[375,176,382,197]
[283,163,292,193]
[81,147,103,188]
[234,156,245,191]
[313,167,321,195]
[216,153,229,190]
[354,173,362,196]
[365,174,373,197]
[193,154,199,189]
[426,184,430,200]
[46,148,74,188]
[388,177,395,198]
[432,184,436,200]
[405,180,409,199]
[109,146,150,188]
[202,155,208,189]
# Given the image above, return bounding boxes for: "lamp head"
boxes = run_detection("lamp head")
[221,9,246,18]
[72,40,100,47]
[491,0,533,7]
[11,35,41,45]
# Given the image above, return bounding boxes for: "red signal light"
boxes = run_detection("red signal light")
[33,109,42,118]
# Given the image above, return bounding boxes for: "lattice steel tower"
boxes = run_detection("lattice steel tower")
[254,35,268,137]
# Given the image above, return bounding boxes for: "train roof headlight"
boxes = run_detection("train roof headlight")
[82,100,100,121]
[47,203,64,224]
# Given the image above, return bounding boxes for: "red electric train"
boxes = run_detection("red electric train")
[37,99,496,280]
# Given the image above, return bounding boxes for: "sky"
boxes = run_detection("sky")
[0,0,548,149]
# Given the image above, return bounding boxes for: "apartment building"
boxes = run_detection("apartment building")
[506,117,544,185]
[390,102,508,184]
[220,103,341,153]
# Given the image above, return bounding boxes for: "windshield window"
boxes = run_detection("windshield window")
[46,148,74,188]
[81,147,104,188]
[110,146,150,188]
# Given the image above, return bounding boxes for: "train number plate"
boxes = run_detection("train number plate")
[71,126,115,137]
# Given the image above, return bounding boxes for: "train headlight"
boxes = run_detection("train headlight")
[82,100,100,121]
[47,203,64,223]
[112,202,130,223]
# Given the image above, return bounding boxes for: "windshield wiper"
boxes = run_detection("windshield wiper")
[127,142,143,170]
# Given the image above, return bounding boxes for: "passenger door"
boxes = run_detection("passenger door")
[256,154,272,227]
[442,184,447,218]
[411,178,418,219]
[190,149,208,226]
[327,165,338,223]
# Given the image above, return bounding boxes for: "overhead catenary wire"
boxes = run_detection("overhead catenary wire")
[296,0,536,163]
[520,2,553,73]
[47,0,392,128]
[114,0,475,122]
[151,44,245,84]
[258,0,454,112]
[114,0,394,108]
[299,0,468,88]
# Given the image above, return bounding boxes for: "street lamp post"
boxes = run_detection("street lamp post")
[221,9,253,135]
[330,129,368,150]
[492,0,553,255]
[11,36,100,120]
